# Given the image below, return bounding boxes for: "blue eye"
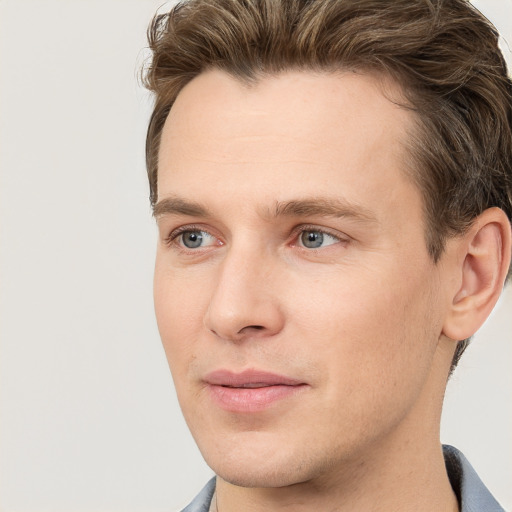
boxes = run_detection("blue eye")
[299,230,339,249]
[179,230,216,249]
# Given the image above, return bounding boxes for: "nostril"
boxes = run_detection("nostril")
[238,325,265,334]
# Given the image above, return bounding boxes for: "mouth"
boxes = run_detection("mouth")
[223,382,278,388]
[204,369,308,413]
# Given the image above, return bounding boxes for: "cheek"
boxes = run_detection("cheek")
[289,263,439,387]
[153,260,210,377]
[288,272,440,448]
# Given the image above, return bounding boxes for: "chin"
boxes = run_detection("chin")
[202,440,323,489]
[213,461,308,488]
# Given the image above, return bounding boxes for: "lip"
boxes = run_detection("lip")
[204,369,308,413]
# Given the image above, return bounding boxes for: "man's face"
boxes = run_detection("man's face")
[154,70,451,487]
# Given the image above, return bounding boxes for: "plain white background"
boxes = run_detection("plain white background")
[0,1,510,510]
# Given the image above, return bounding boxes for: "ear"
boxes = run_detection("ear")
[442,207,511,341]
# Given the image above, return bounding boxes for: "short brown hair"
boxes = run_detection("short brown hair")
[143,0,512,369]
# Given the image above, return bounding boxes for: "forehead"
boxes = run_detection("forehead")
[157,69,419,228]
[161,69,411,154]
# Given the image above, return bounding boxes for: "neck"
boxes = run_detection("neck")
[215,436,458,512]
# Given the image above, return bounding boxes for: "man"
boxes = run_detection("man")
[144,0,512,510]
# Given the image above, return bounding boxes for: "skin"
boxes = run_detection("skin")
[153,69,509,511]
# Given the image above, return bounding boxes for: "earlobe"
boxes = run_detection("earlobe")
[442,208,511,341]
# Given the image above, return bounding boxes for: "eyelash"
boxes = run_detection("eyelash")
[164,224,214,248]
[290,224,344,248]
[163,224,347,251]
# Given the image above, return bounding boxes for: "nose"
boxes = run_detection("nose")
[204,246,285,342]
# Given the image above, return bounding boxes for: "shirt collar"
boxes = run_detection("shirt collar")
[443,444,505,512]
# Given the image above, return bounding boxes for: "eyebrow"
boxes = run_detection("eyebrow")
[153,195,378,224]
[153,197,210,218]
[271,198,378,224]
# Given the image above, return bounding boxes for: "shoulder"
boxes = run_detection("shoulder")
[443,445,505,512]
[180,477,216,512]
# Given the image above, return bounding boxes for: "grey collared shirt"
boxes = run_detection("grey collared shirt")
[180,445,505,512]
